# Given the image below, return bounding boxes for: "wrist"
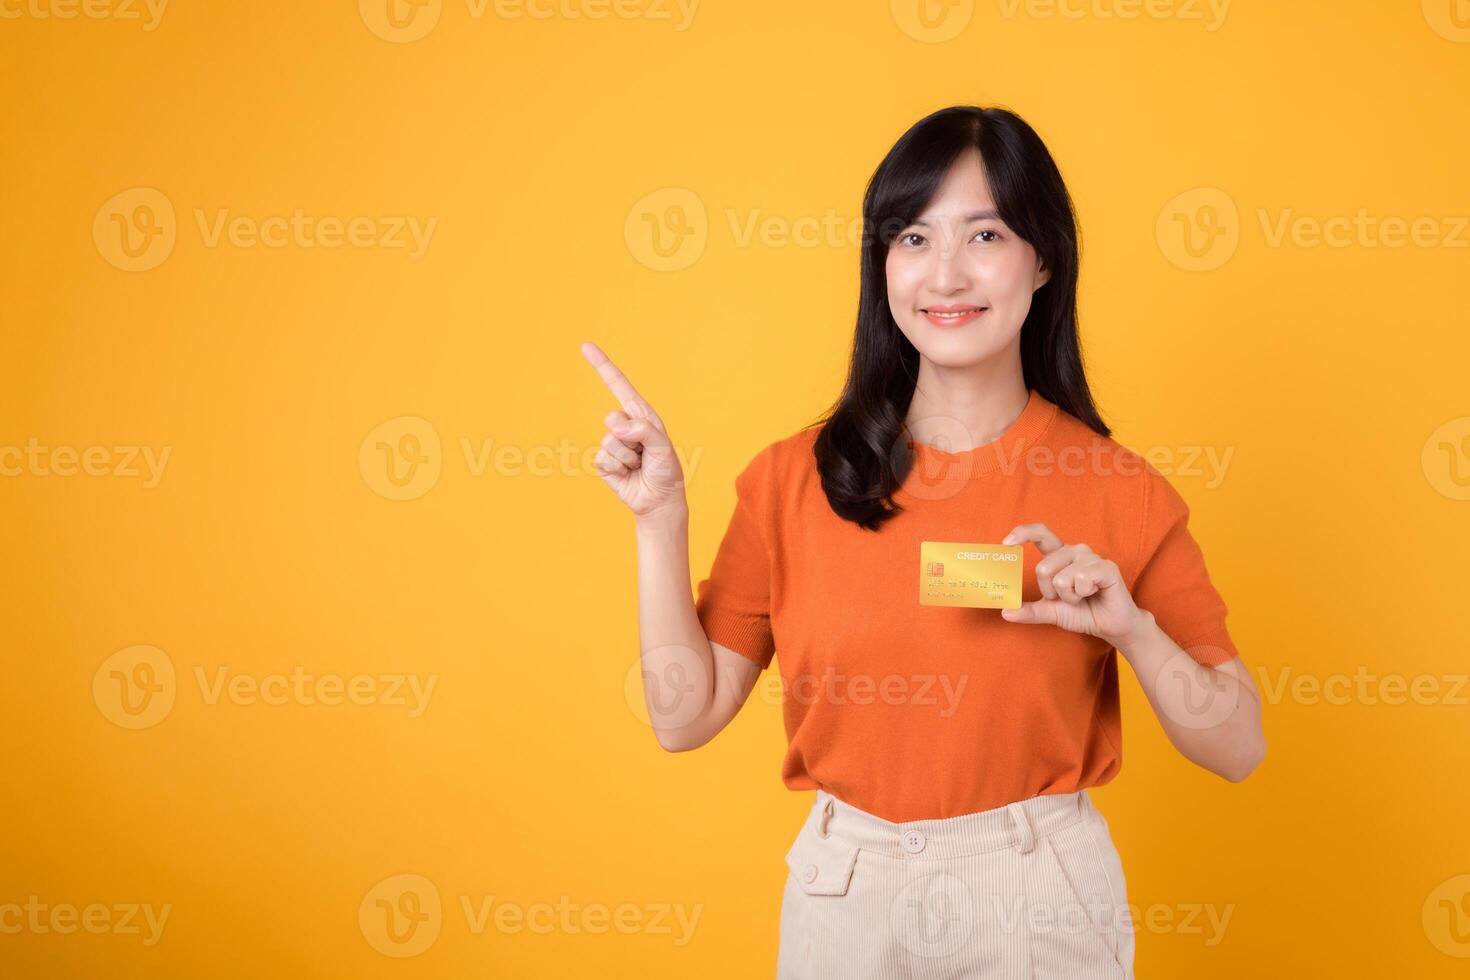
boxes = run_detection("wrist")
[636,503,689,534]
[1106,607,1158,657]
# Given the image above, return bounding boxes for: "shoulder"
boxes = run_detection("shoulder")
[1041,403,1179,503]
[737,422,821,473]
[746,423,822,490]
[721,422,822,504]
[1038,404,1194,566]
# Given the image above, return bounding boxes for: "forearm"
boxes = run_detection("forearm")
[1114,610,1265,782]
[634,505,719,750]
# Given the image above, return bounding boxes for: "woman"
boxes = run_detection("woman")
[582,104,1265,979]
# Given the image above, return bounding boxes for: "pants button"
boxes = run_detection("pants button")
[901,829,926,854]
[802,864,819,884]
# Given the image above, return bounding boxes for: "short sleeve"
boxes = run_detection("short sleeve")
[694,446,776,670]
[1128,465,1240,668]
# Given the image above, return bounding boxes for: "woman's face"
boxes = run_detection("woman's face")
[885,147,1050,367]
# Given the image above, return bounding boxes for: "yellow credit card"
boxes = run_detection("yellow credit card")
[919,541,1024,609]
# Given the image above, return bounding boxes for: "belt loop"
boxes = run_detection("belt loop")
[1006,801,1035,853]
[817,796,834,839]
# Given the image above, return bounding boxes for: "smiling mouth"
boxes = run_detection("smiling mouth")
[920,305,988,325]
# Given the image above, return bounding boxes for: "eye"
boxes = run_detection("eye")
[973,229,1002,243]
[897,232,927,248]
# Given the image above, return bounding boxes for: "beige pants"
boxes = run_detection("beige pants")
[777,787,1136,979]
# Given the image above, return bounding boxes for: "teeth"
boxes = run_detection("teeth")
[927,309,981,318]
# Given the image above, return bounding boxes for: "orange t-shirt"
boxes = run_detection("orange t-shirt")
[694,388,1239,822]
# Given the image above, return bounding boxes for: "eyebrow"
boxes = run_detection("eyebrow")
[911,209,1001,226]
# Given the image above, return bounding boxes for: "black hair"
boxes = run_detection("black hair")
[809,104,1109,530]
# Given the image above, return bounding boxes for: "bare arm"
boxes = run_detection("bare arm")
[1002,521,1267,783]
[634,506,763,751]
[1114,612,1266,782]
[581,341,760,752]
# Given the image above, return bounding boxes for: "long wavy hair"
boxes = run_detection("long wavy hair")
[809,105,1110,531]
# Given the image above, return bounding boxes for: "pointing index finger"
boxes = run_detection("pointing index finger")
[1002,522,1065,553]
[581,341,642,410]
[580,341,664,428]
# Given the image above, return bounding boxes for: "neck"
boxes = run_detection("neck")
[904,354,1029,452]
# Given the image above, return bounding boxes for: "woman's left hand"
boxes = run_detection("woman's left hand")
[999,522,1146,646]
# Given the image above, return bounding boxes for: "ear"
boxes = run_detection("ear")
[1033,258,1051,291]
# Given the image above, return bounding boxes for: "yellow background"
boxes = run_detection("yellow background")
[3,0,1469,976]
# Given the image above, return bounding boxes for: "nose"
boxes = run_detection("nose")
[929,232,969,294]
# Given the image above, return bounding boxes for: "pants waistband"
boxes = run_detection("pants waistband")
[809,787,1094,861]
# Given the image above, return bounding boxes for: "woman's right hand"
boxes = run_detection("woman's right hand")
[580,341,688,521]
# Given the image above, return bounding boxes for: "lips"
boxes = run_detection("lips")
[920,305,987,327]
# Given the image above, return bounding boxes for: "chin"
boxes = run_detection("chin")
[921,348,1000,369]
[900,326,1007,366]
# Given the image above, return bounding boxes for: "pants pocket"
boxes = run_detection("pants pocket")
[784,819,861,896]
[1079,807,1136,976]
[1032,820,1130,978]
[777,818,863,980]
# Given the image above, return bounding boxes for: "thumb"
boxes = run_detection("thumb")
[612,416,669,449]
[612,417,677,466]
[1001,599,1061,625]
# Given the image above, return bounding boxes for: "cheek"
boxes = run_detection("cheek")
[984,248,1041,295]
[885,253,921,306]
